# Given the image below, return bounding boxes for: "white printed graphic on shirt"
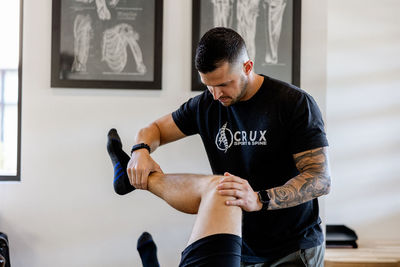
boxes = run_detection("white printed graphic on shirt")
[215,122,234,153]
[215,122,267,153]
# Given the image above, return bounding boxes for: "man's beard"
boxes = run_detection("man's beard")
[230,74,249,105]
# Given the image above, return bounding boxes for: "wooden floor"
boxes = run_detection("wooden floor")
[325,240,400,267]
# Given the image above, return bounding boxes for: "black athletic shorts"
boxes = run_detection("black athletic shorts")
[179,233,242,267]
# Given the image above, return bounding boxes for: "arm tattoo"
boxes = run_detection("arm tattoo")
[272,184,299,207]
[267,147,331,210]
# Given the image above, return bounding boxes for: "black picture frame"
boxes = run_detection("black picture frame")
[191,0,301,91]
[51,0,163,89]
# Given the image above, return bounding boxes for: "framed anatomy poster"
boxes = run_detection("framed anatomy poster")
[51,0,163,89]
[191,0,301,91]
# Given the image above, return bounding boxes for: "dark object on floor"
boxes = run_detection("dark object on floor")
[0,232,10,267]
[326,225,358,248]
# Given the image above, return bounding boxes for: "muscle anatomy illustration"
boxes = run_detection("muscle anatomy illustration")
[72,14,93,72]
[236,0,260,60]
[263,0,287,64]
[101,24,147,74]
[211,0,235,27]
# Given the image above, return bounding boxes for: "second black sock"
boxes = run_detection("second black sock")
[137,232,160,267]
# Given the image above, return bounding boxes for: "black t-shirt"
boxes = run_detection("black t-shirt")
[172,75,329,262]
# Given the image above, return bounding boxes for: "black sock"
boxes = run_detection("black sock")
[137,232,160,267]
[107,128,135,195]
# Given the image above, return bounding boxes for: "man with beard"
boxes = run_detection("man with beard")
[113,27,331,266]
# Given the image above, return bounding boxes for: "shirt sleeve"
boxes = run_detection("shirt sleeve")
[172,96,201,136]
[287,91,329,154]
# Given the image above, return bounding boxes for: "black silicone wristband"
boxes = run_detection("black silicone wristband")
[131,143,151,155]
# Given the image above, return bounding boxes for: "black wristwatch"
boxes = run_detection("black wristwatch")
[257,190,271,211]
[131,143,151,155]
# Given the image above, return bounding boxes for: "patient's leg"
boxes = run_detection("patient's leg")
[187,176,242,245]
[146,172,219,215]
[107,128,230,214]
[147,173,242,243]
[140,174,243,266]
[179,177,243,266]
[147,172,243,265]
[107,128,212,204]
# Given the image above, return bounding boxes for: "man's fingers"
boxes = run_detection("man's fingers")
[127,167,135,187]
[139,175,147,190]
[217,182,243,190]
[225,199,243,207]
[218,189,244,198]
[132,168,152,189]
[134,169,141,189]
[136,169,145,189]
[128,166,160,189]
[126,153,161,189]
[219,175,244,184]
[140,169,151,190]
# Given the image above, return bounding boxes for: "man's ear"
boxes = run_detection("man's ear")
[243,60,254,75]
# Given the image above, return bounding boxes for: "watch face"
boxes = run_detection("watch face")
[259,190,270,203]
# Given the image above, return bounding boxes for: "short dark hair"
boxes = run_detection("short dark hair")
[195,27,247,73]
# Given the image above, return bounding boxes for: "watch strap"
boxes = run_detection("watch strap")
[131,143,151,155]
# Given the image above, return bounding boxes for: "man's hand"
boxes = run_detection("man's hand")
[217,172,262,212]
[126,149,163,190]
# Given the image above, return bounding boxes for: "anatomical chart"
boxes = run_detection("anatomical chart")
[59,0,154,81]
[199,0,294,84]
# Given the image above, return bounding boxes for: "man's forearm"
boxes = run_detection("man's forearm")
[135,122,161,153]
[266,147,331,210]
[134,114,185,153]
[266,172,331,210]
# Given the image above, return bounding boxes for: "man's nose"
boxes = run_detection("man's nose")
[210,87,223,100]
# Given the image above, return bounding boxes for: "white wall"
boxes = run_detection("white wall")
[0,0,327,266]
[325,0,400,243]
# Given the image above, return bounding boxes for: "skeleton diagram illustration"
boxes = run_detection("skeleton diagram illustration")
[211,0,235,28]
[102,24,147,74]
[236,0,260,60]
[71,0,146,75]
[72,14,93,72]
[75,0,120,20]
[263,0,287,64]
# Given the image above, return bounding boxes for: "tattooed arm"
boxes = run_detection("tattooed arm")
[266,146,331,210]
[216,146,331,211]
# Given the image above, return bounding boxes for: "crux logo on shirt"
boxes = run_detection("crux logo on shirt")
[215,122,267,153]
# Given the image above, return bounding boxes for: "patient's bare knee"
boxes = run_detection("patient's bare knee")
[201,175,235,203]
[200,175,221,195]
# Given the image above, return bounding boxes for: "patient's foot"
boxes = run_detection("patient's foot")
[137,232,160,267]
[107,128,135,195]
